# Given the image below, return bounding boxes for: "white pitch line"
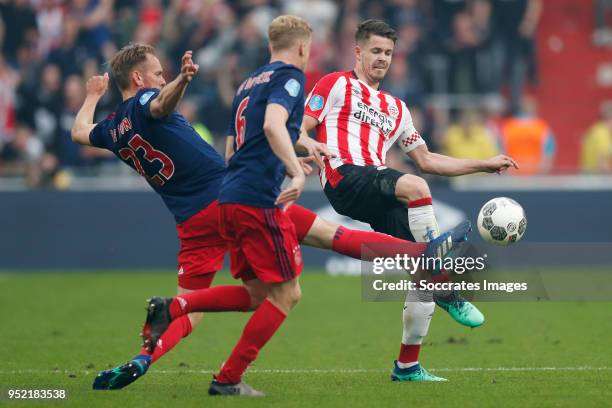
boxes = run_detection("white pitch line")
[1,367,611,375]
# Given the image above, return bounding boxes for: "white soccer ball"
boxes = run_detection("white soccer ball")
[477,197,527,246]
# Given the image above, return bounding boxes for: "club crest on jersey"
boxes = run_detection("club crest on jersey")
[389,105,399,118]
[308,94,324,111]
[293,245,302,266]
[139,91,155,105]
[284,78,301,97]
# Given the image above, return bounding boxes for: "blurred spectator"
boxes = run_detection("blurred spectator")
[133,0,163,45]
[500,95,555,175]
[593,0,612,46]
[16,63,63,151]
[0,54,18,147]
[35,0,64,58]
[57,75,112,167]
[581,101,612,173]
[482,94,505,143]
[283,0,337,38]
[70,0,116,61]
[442,108,499,160]
[0,0,38,65]
[492,0,542,114]
[46,16,91,78]
[446,11,480,93]
[178,98,214,146]
[2,124,46,186]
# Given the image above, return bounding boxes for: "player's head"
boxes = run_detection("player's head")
[109,43,166,96]
[354,19,397,85]
[268,15,312,71]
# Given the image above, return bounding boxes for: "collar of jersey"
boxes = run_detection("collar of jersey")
[350,70,383,93]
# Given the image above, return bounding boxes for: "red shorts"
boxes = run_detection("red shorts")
[219,203,303,283]
[286,204,318,242]
[176,200,227,290]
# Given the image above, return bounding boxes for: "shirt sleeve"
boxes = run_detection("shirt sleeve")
[304,73,342,123]
[267,68,305,115]
[134,88,161,120]
[89,118,111,149]
[397,105,426,154]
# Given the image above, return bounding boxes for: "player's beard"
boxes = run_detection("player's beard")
[370,65,388,82]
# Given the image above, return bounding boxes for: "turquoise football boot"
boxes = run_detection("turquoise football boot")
[434,291,485,328]
[391,361,447,382]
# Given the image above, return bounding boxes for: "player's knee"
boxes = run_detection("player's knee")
[287,283,302,308]
[268,280,301,313]
[187,312,203,328]
[396,174,431,203]
[246,286,268,310]
[302,217,337,249]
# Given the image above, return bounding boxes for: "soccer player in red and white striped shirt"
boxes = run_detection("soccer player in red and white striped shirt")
[302,19,518,382]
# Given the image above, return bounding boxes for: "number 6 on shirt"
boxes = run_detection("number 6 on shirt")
[234,97,249,151]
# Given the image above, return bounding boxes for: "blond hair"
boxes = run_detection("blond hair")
[109,43,157,91]
[268,15,312,52]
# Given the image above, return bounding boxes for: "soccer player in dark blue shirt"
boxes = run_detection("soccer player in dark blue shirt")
[157,16,312,396]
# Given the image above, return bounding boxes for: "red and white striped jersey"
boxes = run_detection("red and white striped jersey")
[304,71,425,169]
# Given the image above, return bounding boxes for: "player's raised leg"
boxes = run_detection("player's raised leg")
[289,204,470,261]
[395,174,484,327]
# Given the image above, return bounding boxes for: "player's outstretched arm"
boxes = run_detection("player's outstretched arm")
[149,51,198,119]
[408,145,519,176]
[264,103,305,208]
[72,73,109,146]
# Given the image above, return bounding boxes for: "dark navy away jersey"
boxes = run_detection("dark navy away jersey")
[89,88,226,223]
[219,61,305,207]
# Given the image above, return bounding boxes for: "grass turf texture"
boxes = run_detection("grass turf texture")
[1,271,611,407]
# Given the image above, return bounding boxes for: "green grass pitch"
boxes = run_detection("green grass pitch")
[1,271,611,407]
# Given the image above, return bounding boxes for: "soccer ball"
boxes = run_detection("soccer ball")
[477,197,527,246]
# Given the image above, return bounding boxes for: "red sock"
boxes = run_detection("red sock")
[169,285,251,318]
[331,226,427,261]
[139,315,193,363]
[398,343,421,364]
[216,299,286,384]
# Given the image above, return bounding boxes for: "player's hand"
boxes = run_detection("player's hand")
[275,173,305,209]
[296,132,335,169]
[483,155,519,174]
[86,73,109,99]
[298,156,314,175]
[306,141,335,170]
[179,51,199,83]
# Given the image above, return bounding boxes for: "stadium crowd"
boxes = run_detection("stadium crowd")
[0,0,608,188]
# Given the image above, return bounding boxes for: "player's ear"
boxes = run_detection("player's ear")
[355,44,362,62]
[132,70,144,89]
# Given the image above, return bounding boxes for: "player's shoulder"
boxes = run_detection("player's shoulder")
[274,62,303,73]
[271,63,305,82]
[316,71,351,85]
[134,88,160,106]
[310,72,351,99]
